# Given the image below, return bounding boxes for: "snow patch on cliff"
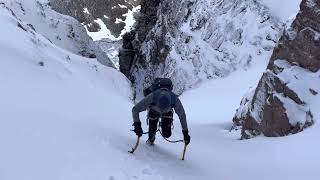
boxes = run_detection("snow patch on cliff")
[85,18,117,41]
[260,0,302,23]
[84,5,140,41]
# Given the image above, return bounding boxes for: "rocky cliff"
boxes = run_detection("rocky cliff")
[49,0,140,38]
[119,0,284,98]
[232,0,320,139]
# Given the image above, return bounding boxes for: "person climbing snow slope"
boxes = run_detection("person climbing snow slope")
[132,78,191,146]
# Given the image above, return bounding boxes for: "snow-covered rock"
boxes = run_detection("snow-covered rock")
[120,0,290,98]
[49,0,140,39]
[2,0,113,67]
[232,0,320,139]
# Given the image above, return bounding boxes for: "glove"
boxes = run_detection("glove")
[133,122,143,137]
[182,129,190,145]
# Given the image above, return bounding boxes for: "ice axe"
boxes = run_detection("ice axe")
[128,129,148,154]
[181,143,188,160]
[128,136,141,154]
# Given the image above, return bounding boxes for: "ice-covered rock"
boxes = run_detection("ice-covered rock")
[232,0,320,139]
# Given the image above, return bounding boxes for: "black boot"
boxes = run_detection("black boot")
[161,111,173,138]
[147,118,159,145]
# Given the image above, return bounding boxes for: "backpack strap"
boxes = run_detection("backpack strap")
[170,92,177,108]
[151,89,160,106]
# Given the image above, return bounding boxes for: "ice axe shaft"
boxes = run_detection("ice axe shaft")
[181,143,187,160]
[128,136,140,154]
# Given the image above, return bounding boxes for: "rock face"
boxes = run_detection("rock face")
[119,0,162,81]
[232,0,320,139]
[49,0,140,37]
[119,0,284,98]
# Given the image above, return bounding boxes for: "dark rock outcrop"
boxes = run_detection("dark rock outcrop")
[119,0,162,76]
[267,0,320,72]
[232,0,320,139]
[49,0,140,37]
[119,31,137,77]
[119,0,164,97]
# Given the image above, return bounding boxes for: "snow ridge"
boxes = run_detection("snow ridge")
[2,0,113,67]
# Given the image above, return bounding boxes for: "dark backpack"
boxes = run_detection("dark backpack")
[153,78,173,91]
[150,78,176,114]
[143,78,174,96]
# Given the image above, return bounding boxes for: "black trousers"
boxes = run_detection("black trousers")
[148,109,173,141]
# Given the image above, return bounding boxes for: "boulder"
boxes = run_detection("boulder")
[233,0,320,139]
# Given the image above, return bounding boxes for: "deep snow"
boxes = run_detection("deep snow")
[1,0,320,180]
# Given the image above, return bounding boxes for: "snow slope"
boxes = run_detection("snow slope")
[1,0,320,180]
[0,3,133,180]
[2,0,114,67]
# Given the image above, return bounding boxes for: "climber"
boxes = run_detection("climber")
[132,78,190,146]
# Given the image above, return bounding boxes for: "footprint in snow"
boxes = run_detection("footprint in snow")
[108,176,115,180]
[142,168,152,175]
